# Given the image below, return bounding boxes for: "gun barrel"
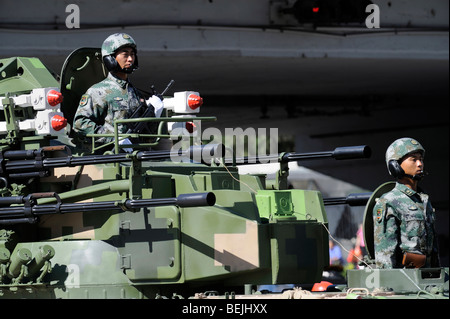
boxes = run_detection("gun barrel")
[282,145,371,162]
[2,144,226,176]
[136,144,225,164]
[323,192,372,206]
[160,79,175,96]
[175,192,216,207]
[0,192,216,224]
[223,145,371,165]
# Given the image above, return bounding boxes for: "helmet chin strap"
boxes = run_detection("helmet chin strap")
[403,172,428,181]
[120,65,138,74]
[113,64,137,75]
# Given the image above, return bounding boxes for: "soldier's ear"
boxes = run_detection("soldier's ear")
[388,160,405,178]
[103,55,119,72]
[133,55,139,70]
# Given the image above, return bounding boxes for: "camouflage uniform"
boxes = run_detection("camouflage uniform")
[373,138,440,268]
[72,33,153,145]
[73,73,145,144]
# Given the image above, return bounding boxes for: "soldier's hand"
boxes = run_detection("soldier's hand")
[146,95,164,118]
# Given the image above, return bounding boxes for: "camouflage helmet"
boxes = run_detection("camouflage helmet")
[385,137,425,174]
[101,33,138,73]
[101,33,137,58]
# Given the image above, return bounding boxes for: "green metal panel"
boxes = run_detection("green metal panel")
[0,57,59,95]
[270,221,328,284]
[256,189,328,223]
[120,206,181,282]
[182,204,268,282]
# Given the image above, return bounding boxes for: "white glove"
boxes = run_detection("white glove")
[147,95,164,118]
[119,138,133,153]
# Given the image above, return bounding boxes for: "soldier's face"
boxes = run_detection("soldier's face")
[400,152,424,177]
[115,47,136,70]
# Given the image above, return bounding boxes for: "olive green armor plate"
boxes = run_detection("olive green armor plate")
[363,181,395,260]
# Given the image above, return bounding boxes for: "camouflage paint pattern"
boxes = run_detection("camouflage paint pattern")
[373,182,440,268]
[101,33,137,58]
[0,161,329,298]
[385,137,425,167]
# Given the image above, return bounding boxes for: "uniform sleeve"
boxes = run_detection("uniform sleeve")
[73,93,108,139]
[373,199,401,268]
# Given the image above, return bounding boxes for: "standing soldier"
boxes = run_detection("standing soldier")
[73,33,160,149]
[373,137,440,268]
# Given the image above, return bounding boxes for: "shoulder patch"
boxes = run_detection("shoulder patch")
[376,208,383,223]
[374,198,388,224]
[80,94,90,106]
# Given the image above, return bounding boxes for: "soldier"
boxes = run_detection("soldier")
[373,137,440,269]
[73,33,161,149]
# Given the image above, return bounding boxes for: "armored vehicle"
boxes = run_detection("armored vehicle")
[0,50,447,299]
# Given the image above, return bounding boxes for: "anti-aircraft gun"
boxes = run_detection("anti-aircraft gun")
[0,54,217,289]
[1,50,447,300]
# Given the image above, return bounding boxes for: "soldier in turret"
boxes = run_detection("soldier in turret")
[373,137,440,268]
[73,33,159,149]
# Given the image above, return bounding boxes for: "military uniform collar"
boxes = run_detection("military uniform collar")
[395,182,417,197]
[107,72,129,89]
